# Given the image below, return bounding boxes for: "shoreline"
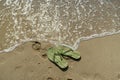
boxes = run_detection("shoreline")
[1,31,120,54]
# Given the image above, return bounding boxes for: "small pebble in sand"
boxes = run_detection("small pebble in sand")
[47,77,54,80]
[67,78,73,80]
[37,63,40,64]
[42,53,47,58]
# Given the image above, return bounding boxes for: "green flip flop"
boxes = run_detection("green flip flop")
[47,47,68,69]
[59,46,80,60]
[62,50,80,60]
[47,46,80,69]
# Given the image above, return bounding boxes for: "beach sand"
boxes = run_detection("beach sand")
[0,34,120,80]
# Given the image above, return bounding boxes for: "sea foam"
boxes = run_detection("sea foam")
[0,0,120,53]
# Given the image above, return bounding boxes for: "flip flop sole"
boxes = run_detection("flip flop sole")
[47,47,68,69]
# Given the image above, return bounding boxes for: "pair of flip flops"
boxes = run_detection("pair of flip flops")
[47,46,80,69]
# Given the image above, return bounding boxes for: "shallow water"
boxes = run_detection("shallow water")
[0,0,120,53]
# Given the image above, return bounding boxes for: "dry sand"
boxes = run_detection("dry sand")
[0,34,120,80]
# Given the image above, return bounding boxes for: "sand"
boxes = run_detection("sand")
[0,34,120,80]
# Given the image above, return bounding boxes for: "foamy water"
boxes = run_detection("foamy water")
[0,0,120,53]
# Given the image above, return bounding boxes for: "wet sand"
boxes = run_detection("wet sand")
[0,34,120,80]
